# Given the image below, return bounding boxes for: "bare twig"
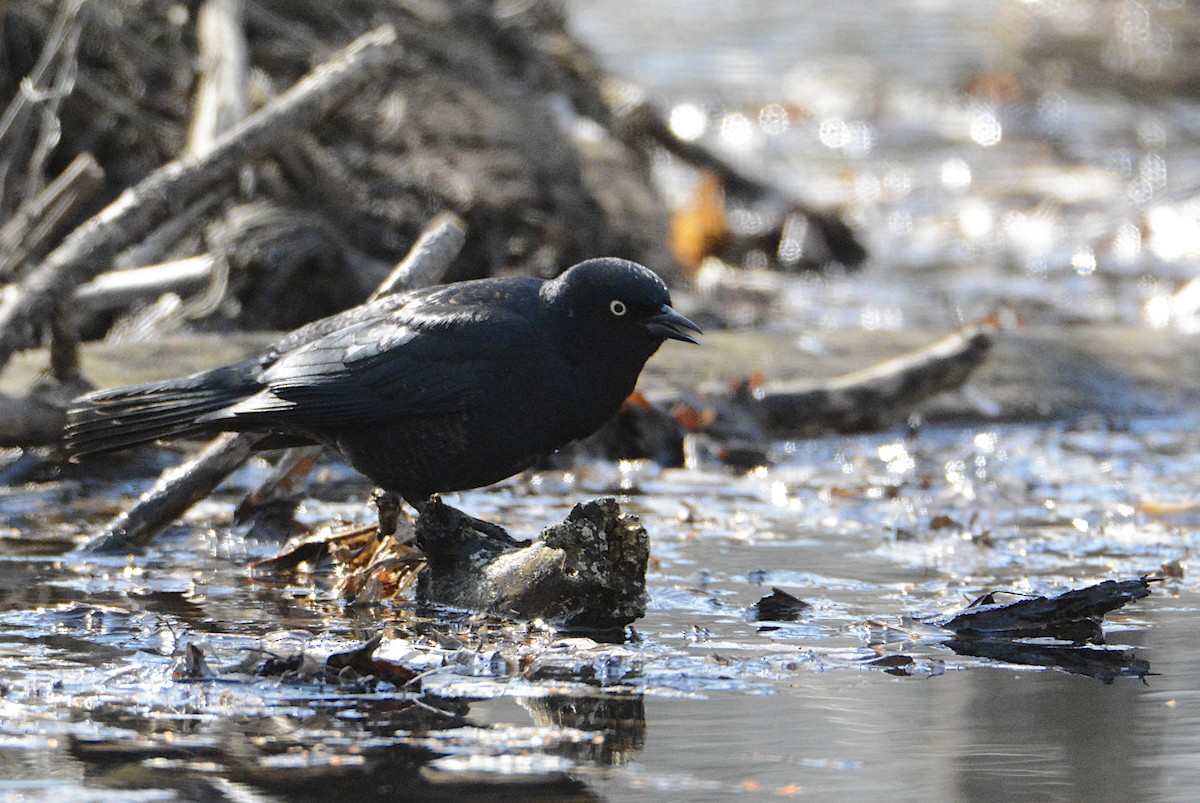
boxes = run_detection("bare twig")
[758,326,994,436]
[618,96,867,269]
[22,0,84,202]
[0,24,401,373]
[48,304,81,383]
[112,194,226,271]
[0,0,86,209]
[0,152,103,280]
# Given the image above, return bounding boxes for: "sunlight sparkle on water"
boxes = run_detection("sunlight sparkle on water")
[940,157,972,189]
[669,102,708,141]
[969,110,1002,147]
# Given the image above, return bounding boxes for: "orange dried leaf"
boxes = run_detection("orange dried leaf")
[622,389,652,412]
[1160,559,1185,579]
[669,172,729,270]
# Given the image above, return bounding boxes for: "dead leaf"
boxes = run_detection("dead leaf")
[751,587,810,622]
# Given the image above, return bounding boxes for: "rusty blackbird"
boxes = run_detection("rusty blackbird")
[65,258,701,506]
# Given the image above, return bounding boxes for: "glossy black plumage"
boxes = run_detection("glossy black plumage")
[65,258,700,505]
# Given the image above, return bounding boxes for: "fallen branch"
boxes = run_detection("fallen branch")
[618,97,867,269]
[757,326,994,436]
[71,255,219,318]
[937,577,1156,682]
[0,24,401,372]
[83,432,263,553]
[0,0,86,211]
[581,323,994,467]
[938,578,1154,643]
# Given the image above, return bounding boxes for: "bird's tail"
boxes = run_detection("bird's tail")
[64,362,260,459]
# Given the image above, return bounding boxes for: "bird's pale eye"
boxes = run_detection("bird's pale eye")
[609,299,627,317]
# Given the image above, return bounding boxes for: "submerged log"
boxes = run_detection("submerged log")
[415,497,649,631]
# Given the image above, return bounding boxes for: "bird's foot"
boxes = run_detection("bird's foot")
[413,495,523,547]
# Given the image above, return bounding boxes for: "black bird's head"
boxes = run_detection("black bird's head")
[544,258,702,358]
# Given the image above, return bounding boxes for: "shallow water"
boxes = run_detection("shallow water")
[2,416,1199,799]
[7,1,1200,800]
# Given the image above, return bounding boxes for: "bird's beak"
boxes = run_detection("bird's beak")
[646,304,702,345]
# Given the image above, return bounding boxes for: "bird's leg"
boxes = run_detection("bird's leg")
[371,488,403,536]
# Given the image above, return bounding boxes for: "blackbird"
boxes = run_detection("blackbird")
[65,258,701,507]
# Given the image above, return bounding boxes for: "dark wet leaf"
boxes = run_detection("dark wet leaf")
[865,654,915,676]
[171,643,216,681]
[751,587,810,622]
[253,648,320,679]
[717,443,773,470]
[325,633,419,686]
[250,522,379,575]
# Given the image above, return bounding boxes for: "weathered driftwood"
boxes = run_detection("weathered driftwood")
[577,323,994,467]
[756,326,993,436]
[72,256,219,318]
[937,578,1154,643]
[415,497,650,631]
[936,577,1156,682]
[0,24,401,372]
[80,211,465,553]
[188,0,250,159]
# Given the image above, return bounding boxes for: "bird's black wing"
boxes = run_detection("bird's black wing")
[199,284,544,430]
